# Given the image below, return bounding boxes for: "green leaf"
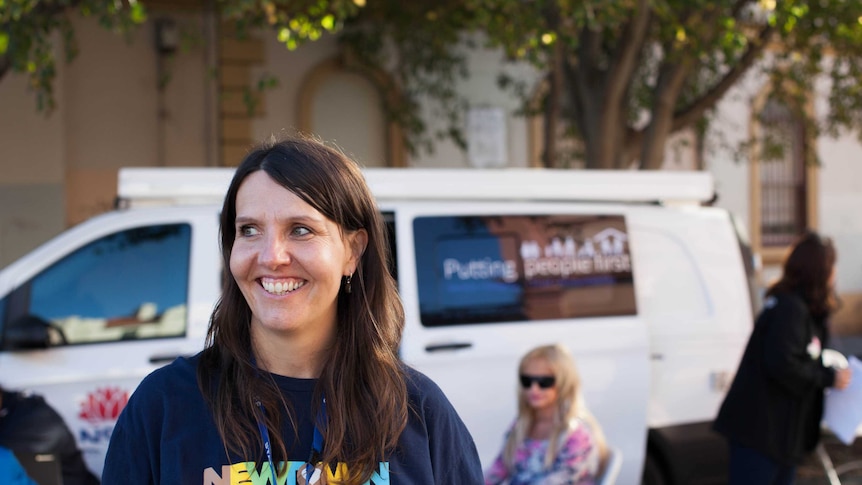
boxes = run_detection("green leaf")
[321,14,335,31]
[278,27,290,43]
[0,32,7,55]
[130,3,147,24]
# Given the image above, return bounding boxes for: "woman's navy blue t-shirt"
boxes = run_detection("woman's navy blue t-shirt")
[103,354,483,484]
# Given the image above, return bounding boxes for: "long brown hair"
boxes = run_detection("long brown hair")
[198,135,408,484]
[504,344,608,472]
[767,230,837,320]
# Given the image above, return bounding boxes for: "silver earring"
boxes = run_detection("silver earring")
[345,274,352,294]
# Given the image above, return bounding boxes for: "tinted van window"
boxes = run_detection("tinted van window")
[414,215,636,327]
[22,224,191,345]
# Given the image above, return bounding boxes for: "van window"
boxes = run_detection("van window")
[14,224,191,345]
[414,215,637,327]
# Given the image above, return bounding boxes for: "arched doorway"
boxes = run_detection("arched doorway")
[297,57,405,167]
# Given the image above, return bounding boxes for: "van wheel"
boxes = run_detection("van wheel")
[642,453,668,485]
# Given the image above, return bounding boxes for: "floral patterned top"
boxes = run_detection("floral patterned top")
[484,419,600,485]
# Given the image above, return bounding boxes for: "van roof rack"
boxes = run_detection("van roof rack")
[117,167,714,207]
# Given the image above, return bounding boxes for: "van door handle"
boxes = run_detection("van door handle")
[149,353,189,365]
[425,342,473,352]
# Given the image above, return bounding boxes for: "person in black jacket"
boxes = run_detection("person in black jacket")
[0,386,100,485]
[714,231,852,485]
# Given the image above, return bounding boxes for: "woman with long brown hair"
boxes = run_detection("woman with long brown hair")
[485,344,607,484]
[103,136,483,484]
[714,231,852,485]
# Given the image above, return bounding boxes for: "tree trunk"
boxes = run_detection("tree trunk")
[542,39,563,168]
[580,108,625,169]
[0,55,9,83]
[566,4,652,170]
[641,60,693,169]
[571,29,616,170]
[571,68,632,170]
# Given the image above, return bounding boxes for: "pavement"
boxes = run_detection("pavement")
[797,434,862,485]
[795,331,862,484]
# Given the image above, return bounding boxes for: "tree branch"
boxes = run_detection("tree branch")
[540,2,565,167]
[730,0,751,18]
[623,127,642,167]
[606,0,651,102]
[544,40,564,168]
[18,1,74,23]
[600,0,651,168]
[671,25,774,130]
[0,0,77,85]
[572,26,606,166]
[640,50,695,168]
[573,25,600,114]
[577,25,601,76]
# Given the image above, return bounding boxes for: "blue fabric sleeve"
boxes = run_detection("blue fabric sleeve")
[102,372,161,484]
[406,368,484,484]
[0,447,38,485]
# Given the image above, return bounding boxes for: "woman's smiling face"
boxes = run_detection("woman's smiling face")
[229,171,364,343]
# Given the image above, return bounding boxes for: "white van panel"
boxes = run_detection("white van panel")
[387,202,651,485]
[627,207,751,427]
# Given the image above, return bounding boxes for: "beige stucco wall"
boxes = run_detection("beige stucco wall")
[252,32,336,145]
[62,12,212,171]
[817,135,862,334]
[1,16,860,333]
[0,70,67,184]
[251,33,387,167]
[311,71,387,167]
[0,12,213,265]
[254,33,538,169]
[0,65,68,267]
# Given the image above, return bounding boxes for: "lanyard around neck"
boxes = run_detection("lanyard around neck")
[256,396,326,484]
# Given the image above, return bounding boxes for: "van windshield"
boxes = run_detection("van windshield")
[3,224,192,348]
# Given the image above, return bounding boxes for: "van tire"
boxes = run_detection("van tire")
[642,452,669,485]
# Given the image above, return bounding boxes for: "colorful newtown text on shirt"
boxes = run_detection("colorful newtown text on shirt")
[203,460,390,485]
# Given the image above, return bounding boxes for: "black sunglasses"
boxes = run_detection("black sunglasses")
[519,374,556,389]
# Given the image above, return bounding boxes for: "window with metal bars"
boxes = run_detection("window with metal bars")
[758,96,808,247]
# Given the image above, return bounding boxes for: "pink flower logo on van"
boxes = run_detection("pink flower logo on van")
[78,387,129,423]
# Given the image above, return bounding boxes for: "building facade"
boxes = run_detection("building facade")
[1,7,860,332]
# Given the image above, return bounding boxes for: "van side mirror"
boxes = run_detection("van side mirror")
[2,315,53,350]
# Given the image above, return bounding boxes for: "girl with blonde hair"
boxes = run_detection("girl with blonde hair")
[485,344,607,484]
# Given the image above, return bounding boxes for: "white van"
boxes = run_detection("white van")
[0,167,754,484]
